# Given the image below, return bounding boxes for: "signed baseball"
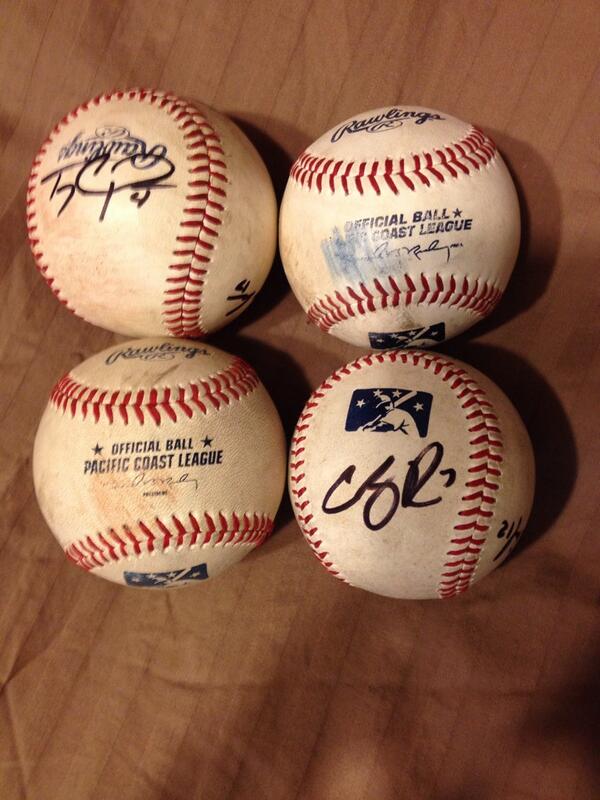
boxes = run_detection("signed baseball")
[27,89,277,337]
[289,350,534,599]
[280,106,520,349]
[33,337,286,588]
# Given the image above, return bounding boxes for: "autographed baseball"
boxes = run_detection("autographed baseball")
[280,106,520,349]
[27,89,277,337]
[33,337,286,588]
[289,350,534,599]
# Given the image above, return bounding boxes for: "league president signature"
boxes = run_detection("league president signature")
[373,238,464,264]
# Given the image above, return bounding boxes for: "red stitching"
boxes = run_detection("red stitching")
[288,351,503,597]
[65,511,273,572]
[49,357,259,425]
[26,88,227,335]
[307,275,502,333]
[290,127,497,195]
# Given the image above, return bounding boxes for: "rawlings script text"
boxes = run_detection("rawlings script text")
[58,127,147,162]
[331,108,444,143]
[105,343,209,365]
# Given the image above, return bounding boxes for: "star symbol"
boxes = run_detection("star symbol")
[92,443,103,455]
[373,390,383,398]
[392,390,401,397]
[376,337,385,343]
[453,208,462,218]
[202,436,213,447]
[356,399,365,407]
[188,568,206,579]
[414,402,424,412]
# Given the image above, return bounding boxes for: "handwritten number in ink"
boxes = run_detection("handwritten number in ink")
[493,518,523,562]
[226,279,256,316]
[130,189,151,209]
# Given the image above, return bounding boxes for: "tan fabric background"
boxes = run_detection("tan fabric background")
[1,1,598,798]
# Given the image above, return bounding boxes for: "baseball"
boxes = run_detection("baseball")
[27,89,277,337]
[289,350,534,599]
[33,337,286,588]
[280,105,520,349]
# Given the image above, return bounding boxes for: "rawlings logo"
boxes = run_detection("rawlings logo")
[58,127,155,163]
[105,343,209,365]
[43,126,175,222]
[331,108,444,143]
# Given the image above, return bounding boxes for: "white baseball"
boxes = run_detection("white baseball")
[280,106,520,349]
[27,89,277,337]
[289,350,534,599]
[33,337,286,588]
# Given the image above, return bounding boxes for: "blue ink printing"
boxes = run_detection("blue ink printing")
[369,323,446,350]
[331,108,445,143]
[124,562,208,587]
[345,388,433,437]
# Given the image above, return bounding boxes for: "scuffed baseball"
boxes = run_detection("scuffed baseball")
[289,350,534,599]
[27,89,277,337]
[280,105,520,349]
[33,337,286,588]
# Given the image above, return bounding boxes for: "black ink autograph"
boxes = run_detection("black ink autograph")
[40,148,176,222]
[373,239,464,264]
[493,518,524,562]
[226,279,255,316]
[322,442,456,531]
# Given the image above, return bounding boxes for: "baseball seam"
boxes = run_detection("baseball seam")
[49,357,258,425]
[307,273,503,334]
[162,98,227,338]
[290,126,497,195]
[26,88,227,337]
[66,511,273,572]
[288,350,503,597]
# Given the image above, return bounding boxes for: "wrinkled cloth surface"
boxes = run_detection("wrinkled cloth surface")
[0,2,598,799]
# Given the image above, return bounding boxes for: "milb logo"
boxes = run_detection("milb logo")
[344,388,433,437]
[124,563,208,588]
[369,323,446,350]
